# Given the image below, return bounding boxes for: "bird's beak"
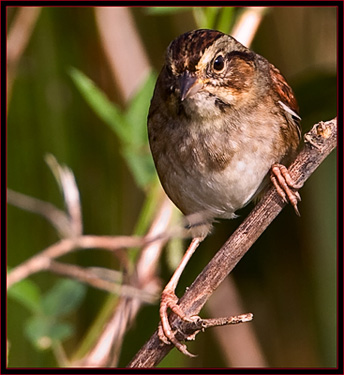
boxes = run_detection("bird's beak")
[179,72,203,101]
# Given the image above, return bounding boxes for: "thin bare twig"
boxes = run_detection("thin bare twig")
[7,235,148,289]
[45,154,83,237]
[76,197,173,367]
[94,7,151,102]
[8,155,83,238]
[7,189,71,238]
[170,313,254,344]
[47,261,157,303]
[128,118,337,367]
[231,7,268,46]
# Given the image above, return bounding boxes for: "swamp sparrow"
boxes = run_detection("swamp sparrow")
[147,29,301,356]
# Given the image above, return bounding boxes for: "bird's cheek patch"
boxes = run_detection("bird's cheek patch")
[225,57,255,93]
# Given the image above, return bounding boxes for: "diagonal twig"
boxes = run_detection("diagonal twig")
[7,235,148,289]
[128,118,337,368]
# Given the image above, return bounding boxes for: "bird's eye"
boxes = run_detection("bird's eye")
[213,55,225,72]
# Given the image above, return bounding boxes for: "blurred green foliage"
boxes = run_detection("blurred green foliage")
[69,67,157,189]
[7,6,337,369]
[8,277,86,355]
[146,7,238,32]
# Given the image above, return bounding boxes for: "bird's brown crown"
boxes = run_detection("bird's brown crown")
[167,29,224,73]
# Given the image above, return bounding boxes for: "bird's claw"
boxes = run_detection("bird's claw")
[271,164,302,216]
[159,289,199,357]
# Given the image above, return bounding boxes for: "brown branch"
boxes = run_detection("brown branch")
[128,118,337,368]
[171,313,254,344]
[196,313,254,329]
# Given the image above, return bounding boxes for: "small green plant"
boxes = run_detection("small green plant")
[8,276,86,354]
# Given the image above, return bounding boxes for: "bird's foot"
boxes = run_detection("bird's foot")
[158,289,199,357]
[270,163,302,215]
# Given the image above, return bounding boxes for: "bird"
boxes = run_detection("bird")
[147,29,301,356]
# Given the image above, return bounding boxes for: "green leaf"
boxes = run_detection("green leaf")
[216,7,235,33]
[203,7,220,29]
[122,72,157,188]
[68,67,131,144]
[192,7,207,29]
[145,7,192,15]
[125,72,157,147]
[69,67,157,189]
[132,178,161,236]
[7,278,41,314]
[41,279,86,317]
[25,316,73,350]
[123,149,156,189]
